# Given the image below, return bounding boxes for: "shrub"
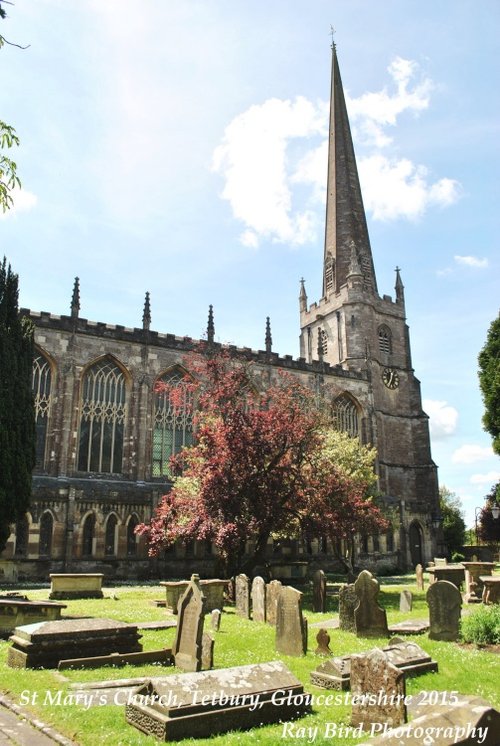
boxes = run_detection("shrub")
[460,604,500,645]
[451,551,465,562]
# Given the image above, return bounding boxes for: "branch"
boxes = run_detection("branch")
[0,34,30,49]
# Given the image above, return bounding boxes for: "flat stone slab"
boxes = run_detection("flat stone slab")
[310,641,437,690]
[125,661,311,741]
[388,620,429,635]
[8,618,142,669]
[133,621,177,631]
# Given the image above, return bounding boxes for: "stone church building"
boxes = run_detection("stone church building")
[1,47,443,582]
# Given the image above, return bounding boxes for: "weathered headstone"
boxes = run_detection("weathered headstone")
[350,648,407,728]
[210,609,221,632]
[125,661,311,741]
[415,563,424,591]
[399,590,412,612]
[315,629,332,656]
[201,632,214,670]
[235,574,250,619]
[354,570,389,638]
[310,640,437,691]
[266,579,282,625]
[312,569,327,613]
[275,586,307,656]
[251,576,266,622]
[339,583,357,632]
[427,580,461,641]
[172,574,206,672]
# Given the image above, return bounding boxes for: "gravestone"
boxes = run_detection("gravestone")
[201,632,214,670]
[275,586,307,656]
[427,580,461,641]
[312,569,327,613]
[125,661,311,741]
[8,618,141,669]
[251,576,266,622]
[310,640,437,691]
[210,609,221,632]
[399,590,412,612]
[315,629,332,656]
[266,580,282,625]
[415,563,424,591]
[354,570,389,638]
[339,583,357,632]
[350,648,407,728]
[172,574,206,672]
[235,574,250,619]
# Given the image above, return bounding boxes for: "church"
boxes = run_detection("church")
[1,47,443,582]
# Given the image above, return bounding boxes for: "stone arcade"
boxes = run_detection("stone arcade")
[3,45,441,581]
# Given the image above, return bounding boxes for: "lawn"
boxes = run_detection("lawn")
[0,576,499,745]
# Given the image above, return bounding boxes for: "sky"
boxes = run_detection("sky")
[1,0,499,532]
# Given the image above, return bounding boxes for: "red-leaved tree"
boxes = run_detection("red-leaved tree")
[137,347,387,575]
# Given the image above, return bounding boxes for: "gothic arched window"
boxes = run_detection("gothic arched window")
[332,394,360,438]
[82,513,95,557]
[127,515,138,556]
[105,514,118,556]
[152,368,193,478]
[32,351,52,469]
[39,511,53,557]
[15,515,29,557]
[77,358,127,473]
[378,325,392,355]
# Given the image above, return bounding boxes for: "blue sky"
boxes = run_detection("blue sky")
[2,1,499,531]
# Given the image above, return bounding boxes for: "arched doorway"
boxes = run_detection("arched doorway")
[409,521,423,567]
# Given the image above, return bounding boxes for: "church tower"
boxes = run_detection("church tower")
[300,45,442,566]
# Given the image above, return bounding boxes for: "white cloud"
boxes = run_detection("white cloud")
[454,255,489,269]
[212,96,326,247]
[358,156,461,221]
[452,444,495,464]
[470,471,500,485]
[0,187,38,220]
[346,56,432,148]
[423,399,459,439]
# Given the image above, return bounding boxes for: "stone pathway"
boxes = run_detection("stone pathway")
[0,696,76,745]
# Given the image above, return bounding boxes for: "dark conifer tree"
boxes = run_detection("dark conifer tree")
[0,258,35,552]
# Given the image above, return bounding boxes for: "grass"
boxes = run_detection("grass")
[0,576,499,745]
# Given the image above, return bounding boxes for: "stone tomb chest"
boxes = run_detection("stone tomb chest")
[8,618,142,669]
[49,573,104,600]
[0,597,66,637]
[160,580,228,614]
[126,660,310,741]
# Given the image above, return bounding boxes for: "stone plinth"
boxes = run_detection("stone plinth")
[49,573,104,599]
[0,598,66,637]
[462,562,496,603]
[125,661,310,741]
[480,576,500,604]
[160,579,228,614]
[427,564,465,590]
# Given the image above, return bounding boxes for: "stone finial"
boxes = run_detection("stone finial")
[317,328,324,362]
[265,317,272,354]
[70,277,80,319]
[347,240,362,277]
[207,305,215,344]
[395,266,405,304]
[299,278,308,313]
[142,291,151,331]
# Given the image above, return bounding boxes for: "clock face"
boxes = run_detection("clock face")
[382,367,400,389]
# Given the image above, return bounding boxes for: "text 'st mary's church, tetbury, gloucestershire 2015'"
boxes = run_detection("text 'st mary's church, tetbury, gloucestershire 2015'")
[2,46,443,582]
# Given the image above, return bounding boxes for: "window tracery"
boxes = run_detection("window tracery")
[152,368,193,478]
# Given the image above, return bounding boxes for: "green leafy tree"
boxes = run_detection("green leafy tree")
[478,313,500,455]
[439,485,466,556]
[478,482,500,550]
[0,258,35,552]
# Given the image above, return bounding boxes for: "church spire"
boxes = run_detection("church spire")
[299,278,308,313]
[323,45,377,295]
[70,277,80,319]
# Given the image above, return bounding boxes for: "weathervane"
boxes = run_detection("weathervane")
[329,25,336,50]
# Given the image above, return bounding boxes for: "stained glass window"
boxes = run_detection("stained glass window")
[152,369,193,478]
[33,352,52,468]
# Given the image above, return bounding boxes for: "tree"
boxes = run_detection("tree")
[477,482,500,550]
[137,348,387,575]
[478,313,500,455]
[439,486,466,556]
[0,258,35,552]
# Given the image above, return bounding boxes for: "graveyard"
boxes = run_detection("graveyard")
[0,570,499,745]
